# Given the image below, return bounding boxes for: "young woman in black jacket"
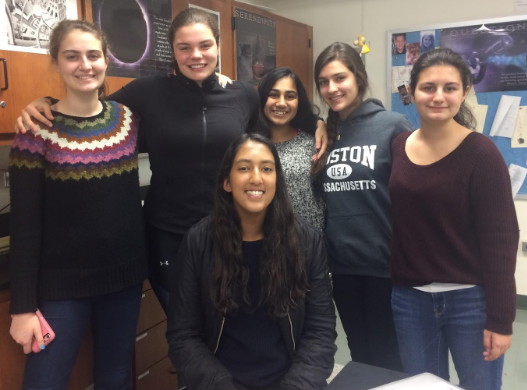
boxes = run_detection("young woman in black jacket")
[16,9,328,315]
[166,133,336,390]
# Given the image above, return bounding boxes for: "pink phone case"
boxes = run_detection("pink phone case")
[31,309,55,353]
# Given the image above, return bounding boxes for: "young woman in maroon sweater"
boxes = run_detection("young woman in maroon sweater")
[389,48,518,390]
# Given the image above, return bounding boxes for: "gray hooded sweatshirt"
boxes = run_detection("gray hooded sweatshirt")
[320,98,414,277]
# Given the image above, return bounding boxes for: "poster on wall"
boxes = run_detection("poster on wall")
[234,7,275,86]
[440,20,527,93]
[189,4,220,74]
[0,0,78,54]
[388,16,527,197]
[91,0,172,78]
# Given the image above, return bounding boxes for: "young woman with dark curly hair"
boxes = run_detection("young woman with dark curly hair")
[167,133,336,390]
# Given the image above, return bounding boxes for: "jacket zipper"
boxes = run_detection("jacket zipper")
[288,313,296,351]
[201,98,207,213]
[213,309,226,354]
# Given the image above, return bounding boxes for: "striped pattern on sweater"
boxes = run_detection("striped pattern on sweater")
[9,101,138,181]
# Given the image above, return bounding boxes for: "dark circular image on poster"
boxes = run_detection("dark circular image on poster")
[100,0,147,63]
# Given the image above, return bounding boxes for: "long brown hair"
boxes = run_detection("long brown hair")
[49,19,109,99]
[314,42,370,160]
[211,133,307,319]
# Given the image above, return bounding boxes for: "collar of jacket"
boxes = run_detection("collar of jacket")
[175,71,218,92]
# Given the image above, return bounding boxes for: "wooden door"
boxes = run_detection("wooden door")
[232,2,313,100]
[276,21,313,100]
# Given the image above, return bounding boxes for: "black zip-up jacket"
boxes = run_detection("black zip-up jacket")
[167,217,337,390]
[108,73,259,234]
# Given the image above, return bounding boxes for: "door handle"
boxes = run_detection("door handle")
[0,58,7,91]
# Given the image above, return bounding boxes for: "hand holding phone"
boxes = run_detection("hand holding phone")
[31,309,55,353]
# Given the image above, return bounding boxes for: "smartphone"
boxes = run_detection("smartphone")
[31,309,55,353]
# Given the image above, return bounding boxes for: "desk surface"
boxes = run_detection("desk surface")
[327,361,410,390]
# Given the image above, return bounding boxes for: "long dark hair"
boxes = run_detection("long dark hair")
[314,42,369,158]
[167,8,220,74]
[410,48,476,130]
[49,19,109,99]
[254,67,325,174]
[211,133,307,319]
[256,67,318,136]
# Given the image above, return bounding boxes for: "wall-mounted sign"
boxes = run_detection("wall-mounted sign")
[234,8,276,86]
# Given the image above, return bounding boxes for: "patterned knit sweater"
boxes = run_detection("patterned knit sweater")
[9,101,148,314]
[274,130,325,232]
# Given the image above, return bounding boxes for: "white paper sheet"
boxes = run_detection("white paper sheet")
[370,373,463,390]
[391,66,413,93]
[490,95,521,138]
[465,88,488,133]
[465,87,478,109]
[512,106,527,148]
[472,105,489,133]
[509,164,527,198]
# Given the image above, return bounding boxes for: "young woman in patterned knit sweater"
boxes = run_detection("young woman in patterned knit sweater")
[255,67,325,231]
[389,48,518,390]
[9,20,147,389]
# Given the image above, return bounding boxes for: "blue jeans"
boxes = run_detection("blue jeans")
[23,283,143,390]
[392,285,504,390]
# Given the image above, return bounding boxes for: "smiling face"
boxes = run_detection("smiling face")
[422,35,433,48]
[408,43,420,55]
[395,35,406,53]
[318,60,360,120]
[53,29,108,95]
[412,65,469,124]
[263,76,299,130]
[172,23,218,86]
[223,140,277,221]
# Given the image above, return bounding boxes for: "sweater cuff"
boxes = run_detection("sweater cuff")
[485,319,513,336]
[9,275,38,315]
[213,377,236,390]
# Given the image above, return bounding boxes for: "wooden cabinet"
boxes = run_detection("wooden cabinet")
[136,357,177,390]
[0,281,177,390]
[133,281,178,390]
[0,290,94,390]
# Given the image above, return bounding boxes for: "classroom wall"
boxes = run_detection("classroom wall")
[251,0,527,294]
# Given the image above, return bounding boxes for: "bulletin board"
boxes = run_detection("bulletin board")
[387,15,527,198]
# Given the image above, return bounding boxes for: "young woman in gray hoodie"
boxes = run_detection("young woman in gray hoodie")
[315,42,413,371]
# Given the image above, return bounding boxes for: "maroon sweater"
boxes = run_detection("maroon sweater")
[389,131,518,335]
